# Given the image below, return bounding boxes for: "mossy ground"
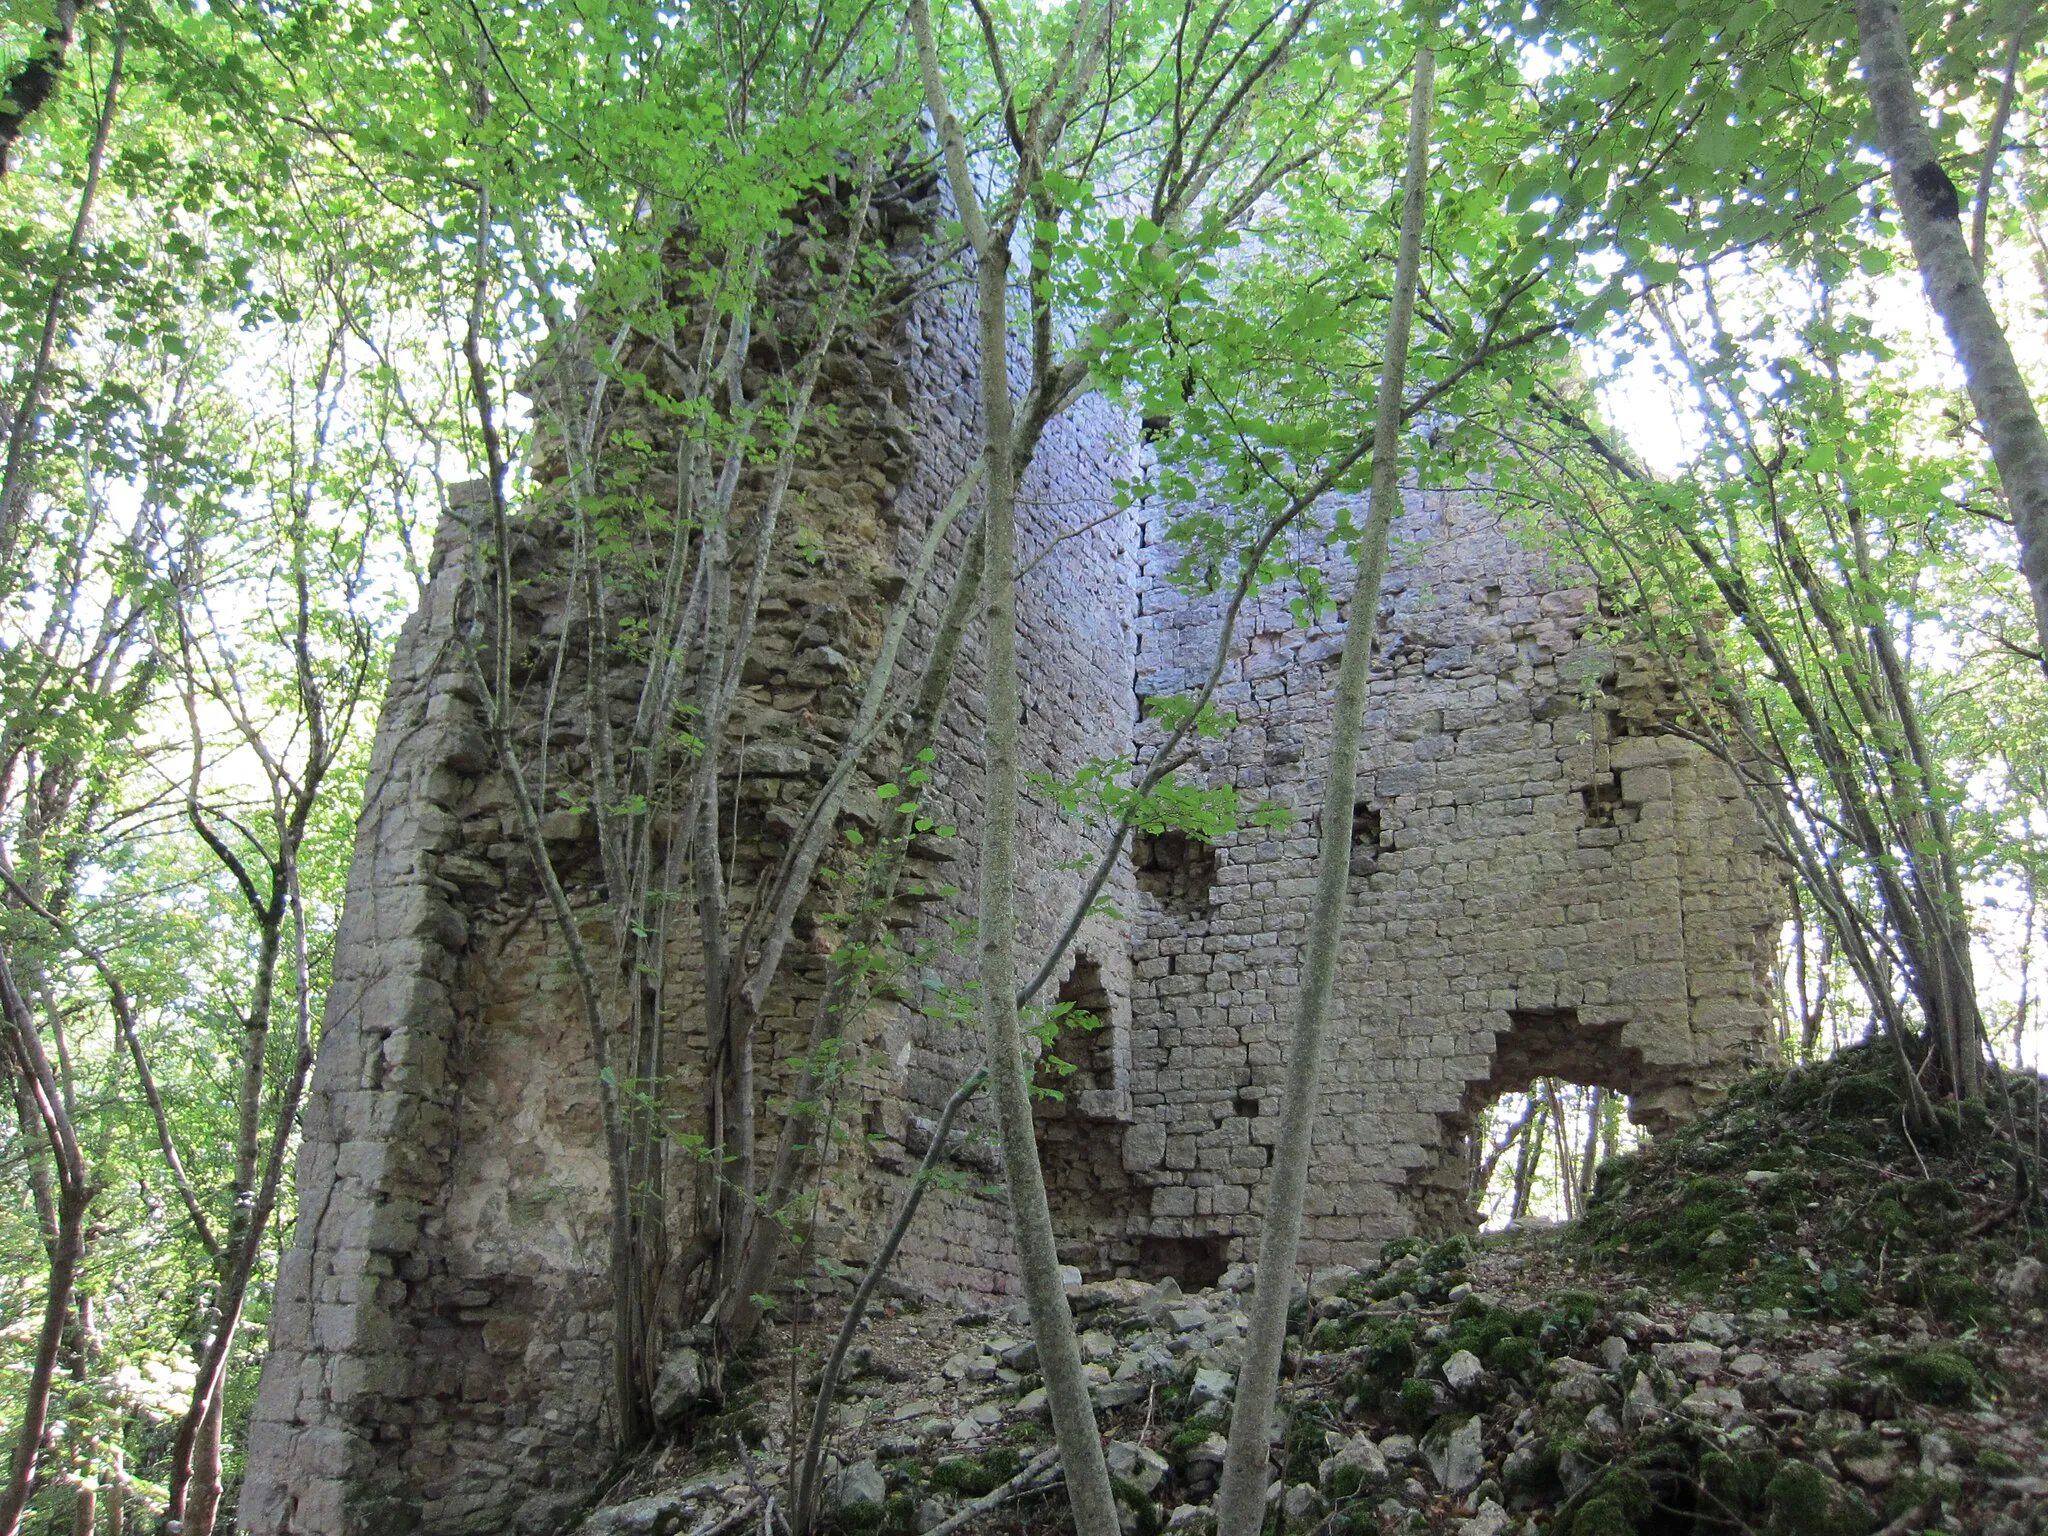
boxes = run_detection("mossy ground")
[586,1049,2046,1536]
[1576,1045,2039,1324]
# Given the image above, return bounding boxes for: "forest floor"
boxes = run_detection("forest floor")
[578,1045,2048,1536]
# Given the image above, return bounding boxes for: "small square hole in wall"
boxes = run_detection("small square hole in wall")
[1132,829,1217,913]
[1581,780,1624,826]
[1350,801,1383,875]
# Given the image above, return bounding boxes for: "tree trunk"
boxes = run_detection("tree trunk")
[1545,1080,1578,1221]
[1856,0,2048,671]
[964,242,1121,1536]
[0,0,77,174]
[1214,48,1438,1536]
[906,6,1121,1529]
[0,18,117,554]
[179,1349,229,1535]
[792,1064,988,1534]
[716,512,985,1352]
[168,856,318,1527]
[1578,1087,1604,1204]
[1510,1094,1544,1222]
[0,954,90,1536]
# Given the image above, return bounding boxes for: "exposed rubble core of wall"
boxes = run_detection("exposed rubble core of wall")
[242,198,1143,1534]
[244,250,1782,1536]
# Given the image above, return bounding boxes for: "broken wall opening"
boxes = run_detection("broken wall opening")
[1470,1076,1639,1231]
[1402,1007,1656,1236]
[1032,956,1146,1278]
[1580,779,1627,827]
[1350,801,1383,876]
[1138,1234,1229,1291]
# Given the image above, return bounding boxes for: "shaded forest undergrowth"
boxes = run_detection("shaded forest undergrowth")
[585,1046,2047,1536]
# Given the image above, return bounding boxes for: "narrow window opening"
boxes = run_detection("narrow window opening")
[1350,801,1383,875]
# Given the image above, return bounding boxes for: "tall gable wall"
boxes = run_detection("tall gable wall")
[1099,492,1783,1281]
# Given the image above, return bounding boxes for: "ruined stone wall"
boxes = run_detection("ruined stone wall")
[242,229,1146,1531]
[243,216,1784,1534]
[1106,489,1785,1278]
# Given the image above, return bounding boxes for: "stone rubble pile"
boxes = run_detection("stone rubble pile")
[578,1234,2046,1536]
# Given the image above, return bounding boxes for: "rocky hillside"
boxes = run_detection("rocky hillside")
[577,1048,2046,1536]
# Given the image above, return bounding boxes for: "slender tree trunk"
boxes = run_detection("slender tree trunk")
[180,1342,229,1534]
[1578,1087,1604,1204]
[165,909,280,1527]
[906,6,1121,1529]
[1545,1080,1578,1221]
[965,243,1121,1536]
[0,21,117,556]
[716,511,985,1351]
[1510,1095,1544,1223]
[1215,50,1437,1536]
[166,847,319,1527]
[9,1054,56,1240]
[1856,0,2048,671]
[63,1292,98,1536]
[1473,1097,1536,1207]
[1798,905,1833,1058]
[0,953,89,1536]
[192,1391,226,1533]
[792,1064,989,1535]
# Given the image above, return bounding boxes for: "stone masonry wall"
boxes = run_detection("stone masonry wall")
[244,233,1783,1534]
[242,226,1146,1532]
[1108,489,1785,1274]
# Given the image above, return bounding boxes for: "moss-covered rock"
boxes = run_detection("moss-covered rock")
[1764,1461,1874,1536]
[1109,1475,1162,1536]
[1874,1346,1980,1406]
[816,1502,887,1536]
[1545,1289,1604,1337]
[1557,1468,1652,1536]
[1395,1376,1448,1431]
[1700,1447,1781,1517]
[925,1448,1022,1498]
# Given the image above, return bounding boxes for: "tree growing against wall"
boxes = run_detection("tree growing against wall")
[902,3,1391,1522]
[1518,258,2040,1104]
[1214,45,1435,1536]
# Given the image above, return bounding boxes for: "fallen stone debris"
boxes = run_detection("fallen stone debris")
[577,1049,2047,1536]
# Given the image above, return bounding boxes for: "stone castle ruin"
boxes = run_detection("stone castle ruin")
[241,187,1786,1533]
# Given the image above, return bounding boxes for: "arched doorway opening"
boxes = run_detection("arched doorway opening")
[1031,956,1146,1277]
